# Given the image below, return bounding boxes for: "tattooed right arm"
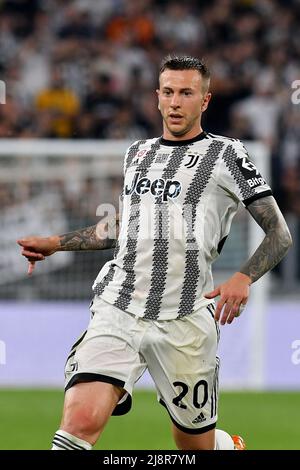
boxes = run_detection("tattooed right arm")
[59,215,120,251]
[18,215,120,274]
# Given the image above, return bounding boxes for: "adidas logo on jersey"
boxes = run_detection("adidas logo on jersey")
[192,412,206,424]
[125,171,182,201]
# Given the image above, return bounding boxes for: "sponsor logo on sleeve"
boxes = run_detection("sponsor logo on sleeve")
[247,176,266,187]
[236,156,266,188]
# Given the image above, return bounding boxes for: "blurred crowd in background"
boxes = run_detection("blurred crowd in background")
[0,0,300,289]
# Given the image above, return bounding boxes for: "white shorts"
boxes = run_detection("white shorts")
[65,296,220,434]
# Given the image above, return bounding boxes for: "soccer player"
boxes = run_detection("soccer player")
[18,55,292,450]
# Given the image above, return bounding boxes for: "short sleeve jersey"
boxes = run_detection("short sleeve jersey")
[93,131,272,320]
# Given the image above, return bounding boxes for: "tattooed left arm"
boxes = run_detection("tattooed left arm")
[205,196,292,324]
[239,196,292,283]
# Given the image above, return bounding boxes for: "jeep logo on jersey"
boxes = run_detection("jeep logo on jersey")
[125,172,182,201]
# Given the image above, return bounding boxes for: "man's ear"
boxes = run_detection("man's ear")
[201,92,212,112]
[156,89,160,111]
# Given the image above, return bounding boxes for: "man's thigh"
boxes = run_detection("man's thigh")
[61,381,125,437]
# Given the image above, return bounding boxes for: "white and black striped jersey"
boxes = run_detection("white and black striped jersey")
[93,131,272,320]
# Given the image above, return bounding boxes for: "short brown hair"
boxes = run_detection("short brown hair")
[159,54,210,91]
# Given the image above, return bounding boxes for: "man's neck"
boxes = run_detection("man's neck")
[163,127,203,141]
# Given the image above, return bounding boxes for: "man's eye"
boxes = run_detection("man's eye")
[184,91,192,96]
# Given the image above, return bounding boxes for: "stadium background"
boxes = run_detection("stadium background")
[0,0,300,449]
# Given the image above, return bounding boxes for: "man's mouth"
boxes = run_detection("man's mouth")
[169,113,184,123]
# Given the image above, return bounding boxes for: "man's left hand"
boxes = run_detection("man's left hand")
[204,272,251,325]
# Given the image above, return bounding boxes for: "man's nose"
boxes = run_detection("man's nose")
[170,94,181,108]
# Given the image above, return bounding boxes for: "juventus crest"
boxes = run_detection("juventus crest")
[184,153,201,169]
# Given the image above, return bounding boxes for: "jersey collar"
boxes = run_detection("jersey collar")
[159,131,207,147]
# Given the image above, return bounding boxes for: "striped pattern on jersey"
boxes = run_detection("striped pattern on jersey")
[222,144,254,202]
[177,140,224,317]
[93,140,146,298]
[93,132,271,321]
[143,144,190,319]
[124,140,147,172]
[113,139,161,312]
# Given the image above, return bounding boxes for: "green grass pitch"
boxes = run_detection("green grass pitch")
[0,389,299,449]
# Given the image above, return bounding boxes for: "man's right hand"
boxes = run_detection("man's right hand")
[17,236,60,275]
